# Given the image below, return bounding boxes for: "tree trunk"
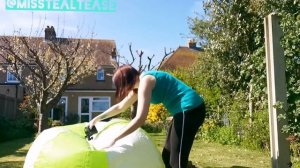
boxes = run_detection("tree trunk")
[248,84,253,124]
[37,105,50,134]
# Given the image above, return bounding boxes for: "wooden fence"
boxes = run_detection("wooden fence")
[0,94,21,119]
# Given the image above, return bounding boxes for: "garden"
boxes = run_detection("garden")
[1,1,300,167]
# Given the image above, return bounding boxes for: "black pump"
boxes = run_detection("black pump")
[84,126,98,141]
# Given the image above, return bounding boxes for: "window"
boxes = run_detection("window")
[92,97,110,112]
[79,97,111,122]
[97,68,105,80]
[6,71,19,82]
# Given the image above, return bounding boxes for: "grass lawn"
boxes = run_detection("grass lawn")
[0,136,34,168]
[0,133,271,168]
[150,132,271,168]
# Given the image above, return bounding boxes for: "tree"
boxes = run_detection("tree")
[189,0,300,144]
[0,29,98,133]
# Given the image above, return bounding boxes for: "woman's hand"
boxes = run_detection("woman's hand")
[88,119,97,129]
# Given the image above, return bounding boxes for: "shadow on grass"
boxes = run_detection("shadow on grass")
[0,161,24,168]
[0,136,34,158]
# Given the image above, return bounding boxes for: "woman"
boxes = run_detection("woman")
[88,65,206,168]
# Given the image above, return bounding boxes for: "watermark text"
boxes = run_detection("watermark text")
[5,0,116,12]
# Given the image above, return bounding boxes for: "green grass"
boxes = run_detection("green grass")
[0,136,34,168]
[150,132,271,168]
[0,133,271,168]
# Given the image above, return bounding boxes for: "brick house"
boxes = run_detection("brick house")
[0,27,117,123]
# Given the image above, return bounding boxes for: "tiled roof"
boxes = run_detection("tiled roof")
[160,46,203,70]
[89,39,116,65]
[0,36,116,66]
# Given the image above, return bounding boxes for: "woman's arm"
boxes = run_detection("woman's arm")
[89,90,138,128]
[113,75,155,142]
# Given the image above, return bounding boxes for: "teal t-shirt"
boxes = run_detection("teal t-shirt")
[142,71,203,115]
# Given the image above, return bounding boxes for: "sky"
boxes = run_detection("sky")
[0,0,204,67]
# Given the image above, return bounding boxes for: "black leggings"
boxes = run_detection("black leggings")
[162,103,206,168]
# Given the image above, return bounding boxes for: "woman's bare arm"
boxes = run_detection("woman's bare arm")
[113,75,155,142]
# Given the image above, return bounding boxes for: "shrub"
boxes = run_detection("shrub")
[240,111,270,150]
[142,121,164,133]
[147,103,169,123]
[0,116,35,142]
[52,120,63,127]
[197,118,218,141]
[18,95,38,131]
[198,110,269,151]
[215,126,240,145]
[118,107,132,120]
[65,113,79,125]
[0,96,39,142]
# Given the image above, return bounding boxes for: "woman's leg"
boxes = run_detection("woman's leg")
[162,103,206,168]
[162,123,173,168]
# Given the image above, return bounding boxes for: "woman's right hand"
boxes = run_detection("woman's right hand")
[88,119,97,129]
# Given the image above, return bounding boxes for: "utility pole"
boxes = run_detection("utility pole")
[264,13,291,168]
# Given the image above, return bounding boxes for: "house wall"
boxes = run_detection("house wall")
[61,65,117,123]
[0,67,24,119]
[0,85,24,99]
[68,66,115,90]
[0,67,24,100]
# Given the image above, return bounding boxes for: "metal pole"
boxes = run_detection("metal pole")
[264,13,291,168]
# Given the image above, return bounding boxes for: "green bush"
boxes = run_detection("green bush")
[142,121,164,133]
[240,112,270,150]
[198,118,240,145]
[198,110,270,151]
[0,116,35,142]
[51,120,63,127]
[215,126,241,145]
[197,118,218,141]
[118,108,132,120]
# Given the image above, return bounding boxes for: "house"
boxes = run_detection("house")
[159,40,203,70]
[0,27,117,123]
[54,39,117,123]
[0,57,24,119]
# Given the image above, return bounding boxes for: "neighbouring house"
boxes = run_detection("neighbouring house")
[0,58,24,119]
[0,26,117,123]
[159,40,204,70]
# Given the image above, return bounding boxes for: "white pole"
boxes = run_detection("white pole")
[264,13,291,168]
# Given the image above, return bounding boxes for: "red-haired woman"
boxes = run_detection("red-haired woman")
[88,65,206,168]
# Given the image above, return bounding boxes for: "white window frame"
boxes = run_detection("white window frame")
[78,96,111,122]
[91,97,110,112]
[97,68,105,81]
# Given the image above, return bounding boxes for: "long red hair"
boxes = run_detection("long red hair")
[112,65,140,101]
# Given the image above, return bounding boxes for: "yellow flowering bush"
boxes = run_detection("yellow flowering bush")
[147,103,169,123]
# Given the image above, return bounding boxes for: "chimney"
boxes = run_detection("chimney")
[45,26,57,41]
[188,39,197,49]
[111,47,117,60]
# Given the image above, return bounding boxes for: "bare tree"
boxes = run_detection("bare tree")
[0,29,98,133]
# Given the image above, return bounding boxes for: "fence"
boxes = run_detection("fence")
[0,94,21,119]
